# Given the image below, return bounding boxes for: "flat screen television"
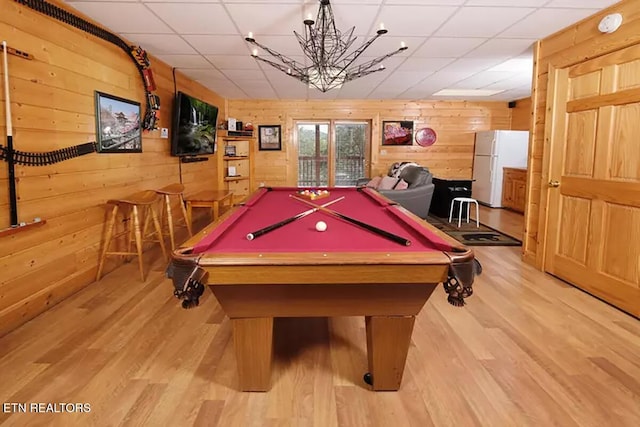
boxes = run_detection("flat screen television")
[171,91,218,156]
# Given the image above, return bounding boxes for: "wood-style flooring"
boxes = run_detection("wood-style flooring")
[1,212,639,426]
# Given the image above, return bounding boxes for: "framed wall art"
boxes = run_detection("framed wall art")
[258,125,282,151]
[95,91,142,153]
[382,121,414,146]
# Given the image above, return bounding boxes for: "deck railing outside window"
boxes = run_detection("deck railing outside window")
[298,155,364,187]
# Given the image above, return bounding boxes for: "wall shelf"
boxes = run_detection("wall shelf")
[217,130,255,199]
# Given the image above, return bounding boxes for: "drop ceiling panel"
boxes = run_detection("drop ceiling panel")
[329,4,381,34]
[146,3,236,35]
[465,0,548,5]
[435,7,535,38]
[499,8,600,39]
[180,69,226,81]
[464,38,535,59]
[274,84,309,99]
[376,6,459,37]
[396,57,455,73]
[65,2,173,33]
[239,84,278,100]
[227,4,305,36]
[545,0,619,7]
[223,69,266,80]
[120,34,197,55]
[384,0,465,5]
[451,71,519,89]
[155,55,212,68]
[444,57,507,74]
[412,37,487,58]
[184,35,249,55]
[205,55,261,70]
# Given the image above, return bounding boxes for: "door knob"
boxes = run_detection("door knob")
[548,180,560,188]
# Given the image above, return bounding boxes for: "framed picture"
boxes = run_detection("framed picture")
[258,125,282,151]
[224,145,237,157]
[95,91,142,153]
[382,121,414,146]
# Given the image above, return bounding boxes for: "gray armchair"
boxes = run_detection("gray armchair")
[358,166,435,219]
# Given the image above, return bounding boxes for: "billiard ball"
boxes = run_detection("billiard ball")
[315,221,327,232]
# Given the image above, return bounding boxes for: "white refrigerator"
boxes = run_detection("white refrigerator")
[472,130,529,207]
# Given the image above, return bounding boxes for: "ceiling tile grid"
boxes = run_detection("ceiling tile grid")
[62,0,618,101]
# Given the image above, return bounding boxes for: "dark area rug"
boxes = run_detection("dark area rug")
[426,214,521,246]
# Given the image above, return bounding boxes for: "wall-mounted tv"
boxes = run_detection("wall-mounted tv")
[171,91,218,157]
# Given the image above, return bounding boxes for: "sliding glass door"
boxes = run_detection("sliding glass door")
[296,121,369,187]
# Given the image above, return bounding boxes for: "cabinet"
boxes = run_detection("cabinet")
[502,168,527,213]
[217,132,255,200]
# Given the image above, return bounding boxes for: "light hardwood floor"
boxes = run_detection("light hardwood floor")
[1,216,639,426]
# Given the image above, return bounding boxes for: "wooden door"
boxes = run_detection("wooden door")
[544,44,640,317]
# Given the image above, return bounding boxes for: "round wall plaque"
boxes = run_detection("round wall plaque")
[415,127,437,147]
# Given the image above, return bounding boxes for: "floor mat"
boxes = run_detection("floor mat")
[427,214,522,246]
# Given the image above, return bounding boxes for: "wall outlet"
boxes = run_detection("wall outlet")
[160,128,169,138]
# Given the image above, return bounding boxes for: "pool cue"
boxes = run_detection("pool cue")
[2,41,18,227]
[246,196,345,240]
[291,196,411,246]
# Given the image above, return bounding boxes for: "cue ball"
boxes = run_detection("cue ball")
[315,221,327,232]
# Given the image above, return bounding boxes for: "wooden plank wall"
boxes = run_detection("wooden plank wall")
[525,0,640,267]
[0,0,225,336]
[228,100,512,187]
[510,97,532,131]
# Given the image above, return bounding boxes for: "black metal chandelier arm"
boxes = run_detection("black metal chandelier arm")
[245,38,305,73]
[341,33,384,65]
[345,46,408,81]
[252,56,308,82]
[0,142,97,166]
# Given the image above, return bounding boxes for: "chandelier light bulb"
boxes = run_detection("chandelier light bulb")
[400,41,406,48]
[252,49,258,57]
[307,13,313,20]
[248,32,253,39]
[379,23,385,30]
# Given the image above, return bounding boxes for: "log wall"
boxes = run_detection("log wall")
[227,100,513,187]
[510,97,532,131]
[0,0,224,336]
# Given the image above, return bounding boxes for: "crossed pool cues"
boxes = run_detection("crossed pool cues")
[246,195,411,246]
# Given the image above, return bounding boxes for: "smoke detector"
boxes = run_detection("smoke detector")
[598,13,623,33]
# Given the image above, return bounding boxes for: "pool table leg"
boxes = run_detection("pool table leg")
[365,315,416,391]
[232,317,274,391]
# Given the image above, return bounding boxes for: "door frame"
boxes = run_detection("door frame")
[540,65,570,272]
[292,119,372,187]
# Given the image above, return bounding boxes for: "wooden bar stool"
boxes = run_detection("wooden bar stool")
[155,183,192,250]
[96,190,167,282]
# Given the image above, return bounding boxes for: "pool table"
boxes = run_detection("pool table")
[168,187,476,391]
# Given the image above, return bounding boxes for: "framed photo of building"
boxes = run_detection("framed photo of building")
[258,125,281,151]
[95,91,142,153]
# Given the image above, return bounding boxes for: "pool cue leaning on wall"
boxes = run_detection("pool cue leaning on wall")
[2,40,19,227]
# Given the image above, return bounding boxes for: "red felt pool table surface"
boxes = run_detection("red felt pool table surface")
[172,187,474,392]
[191,187,454,255]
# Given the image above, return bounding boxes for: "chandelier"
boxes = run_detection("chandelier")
[245,0,408,92]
